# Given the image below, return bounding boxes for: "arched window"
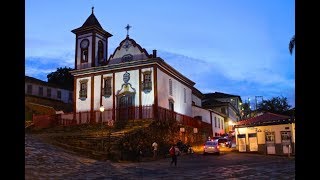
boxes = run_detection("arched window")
[98,40,104,62]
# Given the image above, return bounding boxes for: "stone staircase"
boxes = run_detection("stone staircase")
[41,119,154,161]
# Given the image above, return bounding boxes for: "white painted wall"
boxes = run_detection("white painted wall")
[157,68,192,116]
[25,82,72,103]
[76,77,91,112]
[192,106,210,124]
[93,75,102,111]
[212,113,225,136]
[141,68,154,106]
[192,94,202,107]
[235,123,296,145]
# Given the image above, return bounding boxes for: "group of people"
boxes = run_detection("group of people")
[134,140,183,166]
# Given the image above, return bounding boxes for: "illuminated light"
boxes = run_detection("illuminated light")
[228,120,234,126]
[99,105,105,112]
[239,102,242,105]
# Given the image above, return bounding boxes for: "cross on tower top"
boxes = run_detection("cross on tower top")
[92,6,94,14]
[125,24,132,37]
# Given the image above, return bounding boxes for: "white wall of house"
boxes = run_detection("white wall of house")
[76,77,91,112]
[192,94,202,107]
[235,123,296,145]
[157,68,192,116]
[212,113,225,136]
[191,106,226,137]
[25,82,72,103]
[192,106,210,124]
[141,68,154,106]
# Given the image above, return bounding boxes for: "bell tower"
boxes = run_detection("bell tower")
[71,7,112,70]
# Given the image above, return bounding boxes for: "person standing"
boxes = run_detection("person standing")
[169,144,180,166]
[152,141,158,159]
[169,144,176,166]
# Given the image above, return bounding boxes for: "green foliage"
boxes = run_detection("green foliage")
[241,102,251,119]
[289,35,295,55]
[47,66,74,90]
[257,96,291,114]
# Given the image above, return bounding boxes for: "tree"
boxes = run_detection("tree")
[241,102,251,119]
[289,35,295,55]
[47,66,74,90]
[257,96,291,114]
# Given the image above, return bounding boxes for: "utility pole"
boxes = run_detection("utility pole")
[255,96,263,110]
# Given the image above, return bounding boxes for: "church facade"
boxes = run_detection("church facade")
[70,9,228,136]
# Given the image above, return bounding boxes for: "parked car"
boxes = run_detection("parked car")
[203,140,220,155]
[218,137,232,148]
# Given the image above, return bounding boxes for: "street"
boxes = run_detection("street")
[25,133,295,179]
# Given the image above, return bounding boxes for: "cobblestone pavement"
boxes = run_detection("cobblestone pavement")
[25,134,295,179]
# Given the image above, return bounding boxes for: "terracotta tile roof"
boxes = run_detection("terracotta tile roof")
[235,112,293,127]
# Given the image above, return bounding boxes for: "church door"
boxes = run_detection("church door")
[117,93,135,122]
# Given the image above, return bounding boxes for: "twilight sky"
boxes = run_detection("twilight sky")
[25,0,295,108]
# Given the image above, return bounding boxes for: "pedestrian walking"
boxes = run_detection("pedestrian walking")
[169,144,180,166]
[152,141,158,159]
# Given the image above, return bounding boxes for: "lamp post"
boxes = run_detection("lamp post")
[100,105,105,131]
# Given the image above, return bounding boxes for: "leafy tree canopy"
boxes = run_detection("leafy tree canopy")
[289,35,295,55]
[47,66,74,90]
[257,96,291,115]
[241,102,251,119]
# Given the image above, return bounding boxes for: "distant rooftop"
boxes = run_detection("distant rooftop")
[25,76,72,91]
[204,92,242,102]
[234,112,293,127]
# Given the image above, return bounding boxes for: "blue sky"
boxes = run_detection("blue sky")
[26,0,295,108]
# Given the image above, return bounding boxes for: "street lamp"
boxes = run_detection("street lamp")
[100,105,105,130]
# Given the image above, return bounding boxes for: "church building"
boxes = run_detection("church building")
[71,8,198,119]
[70,8,229,137]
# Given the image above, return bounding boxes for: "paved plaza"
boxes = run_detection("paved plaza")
[25,134,295,179]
